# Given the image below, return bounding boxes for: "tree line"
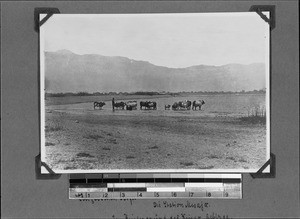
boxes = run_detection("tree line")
[45,89,266,97]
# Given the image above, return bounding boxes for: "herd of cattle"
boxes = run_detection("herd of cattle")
[94,99,205,111]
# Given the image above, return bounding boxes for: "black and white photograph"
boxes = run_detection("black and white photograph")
[40,13,270,173]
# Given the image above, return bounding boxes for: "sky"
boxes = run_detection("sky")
[41,13,269,68]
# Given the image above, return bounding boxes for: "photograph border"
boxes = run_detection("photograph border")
[39,12,271,174]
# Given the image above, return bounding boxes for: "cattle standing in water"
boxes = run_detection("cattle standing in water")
[172,102,179,110]
[94,101,106,109]
[112,98,115,111]
[140,101,147,110]
[172,100,192,110]
[165,104,171,110]
[149,101,157,110]
[113,101,126,110]
[140,101,157,110]
[126,101,137,110]
[192,100,205,110]
[179,100,192,110]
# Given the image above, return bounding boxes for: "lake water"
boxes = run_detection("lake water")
[46,94,266,118]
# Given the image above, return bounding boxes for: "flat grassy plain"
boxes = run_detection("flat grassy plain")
[44,93,267,172]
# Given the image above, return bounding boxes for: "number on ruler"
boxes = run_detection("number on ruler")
[86,193,90,198]
[207,192,211,197]
[75,193,84,198]
[138,192,143,197]
[103,193,108,198]
[224,192,229,197]
[121,192,126,198]
[154,192,159,197]
[171,192,177,197]
[189,192,194,197]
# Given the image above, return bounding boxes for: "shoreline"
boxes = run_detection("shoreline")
[45,93,266,106]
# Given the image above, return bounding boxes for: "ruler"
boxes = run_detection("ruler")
[69,173,242,199]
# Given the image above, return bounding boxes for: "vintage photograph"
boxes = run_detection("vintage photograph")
[40,13,270,173]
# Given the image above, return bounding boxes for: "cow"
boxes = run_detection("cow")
[192,100,205,110]
[94,101,106,109]
[126,101,137,110]
[148,101,157,110]
[140,101,157,110]
[178,100,192,110]
[165,104,171,110]
[172,100,191,110]
[172,102,180,110]
[140,101,148,110]
[113,101,126,110]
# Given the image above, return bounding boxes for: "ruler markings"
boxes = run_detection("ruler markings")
[85,192,102,199]
[119,191,138,198]
[107,183,147,188]
[70,188,108,193]
[103,178,119,183]
[108,187,147,192]
[137,178,155,183]
[146,183,185,187]
[221,174,241,178]
[203,174,222,178]
[69,178,86,184]
[153,174,171,178]
[85,174,103,179]
[87,179,103,183]
[103,173,119,178]
[119,173,137,178]
[147,187,186,192]
[120,178,137,183]
[135,174,153,178]
[171,178,188,182]
[69,174,242,199]
[186,174,205,178]
[137,192,155,198]
[223,178,241,183]
[69,174,86,179]
[170,174,189,178]
[204,178,223,183]
[185,187,223,192]
[154,178,172,183]
[70,183,107,188]
[185,183,224,187]
[188,178,205,182]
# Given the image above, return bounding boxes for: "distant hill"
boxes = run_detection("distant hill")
[44,50,266,93]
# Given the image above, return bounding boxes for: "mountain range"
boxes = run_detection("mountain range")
[44,50,266,93]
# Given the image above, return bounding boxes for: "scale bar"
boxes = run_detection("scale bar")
[69,174,242,199]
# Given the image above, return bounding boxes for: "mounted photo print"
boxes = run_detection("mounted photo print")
[40,13,270,173]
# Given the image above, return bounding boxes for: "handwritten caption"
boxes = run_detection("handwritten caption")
[78,198,136,205]
[77,199,231,219]
[153,201,209,210]
[113,213,230,219]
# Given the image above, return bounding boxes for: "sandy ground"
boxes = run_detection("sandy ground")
[44,108,267,171]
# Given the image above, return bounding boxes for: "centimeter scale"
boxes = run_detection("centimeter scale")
[69,173,242,199]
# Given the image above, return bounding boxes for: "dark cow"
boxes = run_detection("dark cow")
[140,101,147,110]
[126,101,137,110]
[172,100,191,110]
[113,101,126,110]
[178,100,192,110]
[165,104,171,110]
[172,102,179,110]
[192,100,205,110]
[94,101,105,109]
[140,101,157,110]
